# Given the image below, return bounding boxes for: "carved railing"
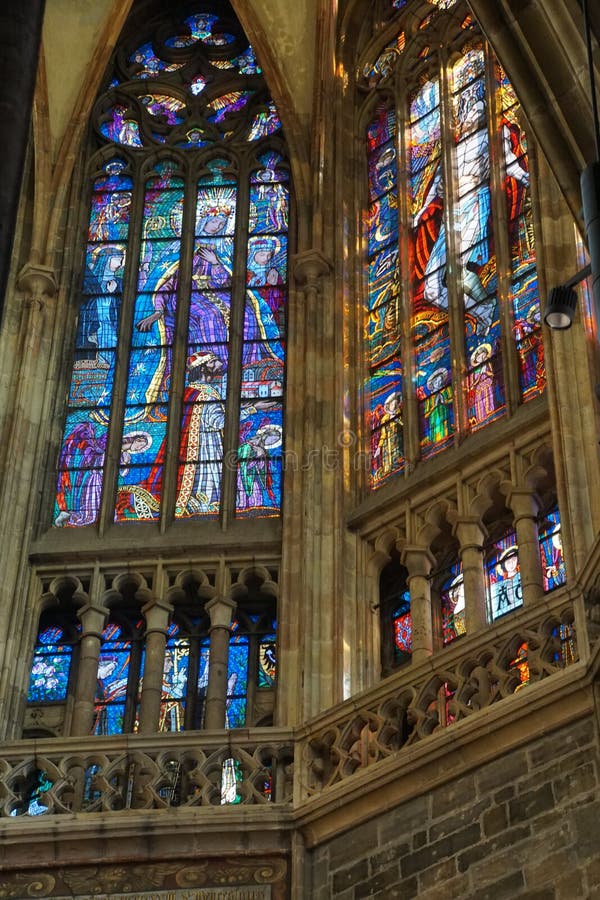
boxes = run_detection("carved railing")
[0,729,294,817]
[298,588,582,795]
[0,587,589,818]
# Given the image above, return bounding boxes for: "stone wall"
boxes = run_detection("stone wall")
[307,715,600,899]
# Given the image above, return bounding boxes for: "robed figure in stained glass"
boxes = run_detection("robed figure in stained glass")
[176,350,228,516]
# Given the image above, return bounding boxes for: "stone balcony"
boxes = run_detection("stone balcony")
[0,577,596,859]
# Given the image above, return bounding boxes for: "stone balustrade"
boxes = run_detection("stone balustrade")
[0,729,294,816]
[297,585,581,796]
[0,585,585,819]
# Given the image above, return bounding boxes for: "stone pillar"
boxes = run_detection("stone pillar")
[0,0,45,312]
[508,489,545,606]
[204,596,236,730]
[71,602,109,736]
[0,264,57,739]
[138,597,173,734]
[454,517,489,633]
[402,547,435,662]
[290,250,337,719]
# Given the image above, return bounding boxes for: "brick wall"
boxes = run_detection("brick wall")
[307,716,600,899]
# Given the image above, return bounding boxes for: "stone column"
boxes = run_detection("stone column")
[71,601,109,736]
[204,596,236,730]
[508,489,545,606]
[402,547,435,662]
[138,597,173,734]
[0,0,45,311]
[289,250,337,720]
[454,517,489,633]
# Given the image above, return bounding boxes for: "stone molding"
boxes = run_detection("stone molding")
[292,249,332,291]
[16,261,57,307]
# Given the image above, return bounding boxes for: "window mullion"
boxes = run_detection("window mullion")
[220,159,251,529]
[159,159,197,531]
[485,46,520,416]
[397,82,419,468]
[439,51,467,442]
[98,155,145,536]
[185,631,200,730]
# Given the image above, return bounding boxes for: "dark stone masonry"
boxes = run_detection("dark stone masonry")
[307,716,600,899]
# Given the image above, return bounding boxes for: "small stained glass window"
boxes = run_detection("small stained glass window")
[440,562,465,645]
[487,531,522,621]
[27,622,78,704]
[539,505,566,592]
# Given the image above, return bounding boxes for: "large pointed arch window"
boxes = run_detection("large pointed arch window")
[363,0,544,488]
[55,3,288,527]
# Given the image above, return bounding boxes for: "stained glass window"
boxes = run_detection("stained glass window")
[553,623,577,667]
[364,3,544,487]
[509,641,529,690]
[159,615,210,731]
[227,608,277,728]
[159,601,276,732]
[10,770,52,817]
[380,553,410,673]
[538,504,566,593]
[27,619,79,704]
[55,3,288,528]
[487,530,522,621]
[439,562,465,645]
[392,591,412,663]
[94,616,144,735]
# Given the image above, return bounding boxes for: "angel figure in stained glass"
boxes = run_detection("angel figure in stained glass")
[237,421,281,510]
[55,423,107,527]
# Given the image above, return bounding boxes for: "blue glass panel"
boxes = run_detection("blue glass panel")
[83,243,126,295]
[488,532,522,620]
[226,628,249,727]
[368,246,400,310]
[196,186,237,236]
[368,140,397,202]
[246,235,288,286]
[440,563,465,645]
[27,626,73,703]
[89,190,132,241]
[192,237,235,288]
[100,105,143,147]
[244,288,285,339]
[367,193,399,255]
[249,182,289,234]
[539,508,566,593]
[247,102,281,141]
[160,630,190,732]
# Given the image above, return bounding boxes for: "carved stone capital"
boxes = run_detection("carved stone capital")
[206,594,237,630]
[453,515,488,550]
[506,488,540,522]
[141,596,174,633]
[16,262,57,307]
[293,249,332,292]
[401,545,435,579]
[77,601,110,637]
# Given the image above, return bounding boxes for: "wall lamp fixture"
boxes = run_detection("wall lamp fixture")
[545,0,600,331]
[544,264,592,329]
